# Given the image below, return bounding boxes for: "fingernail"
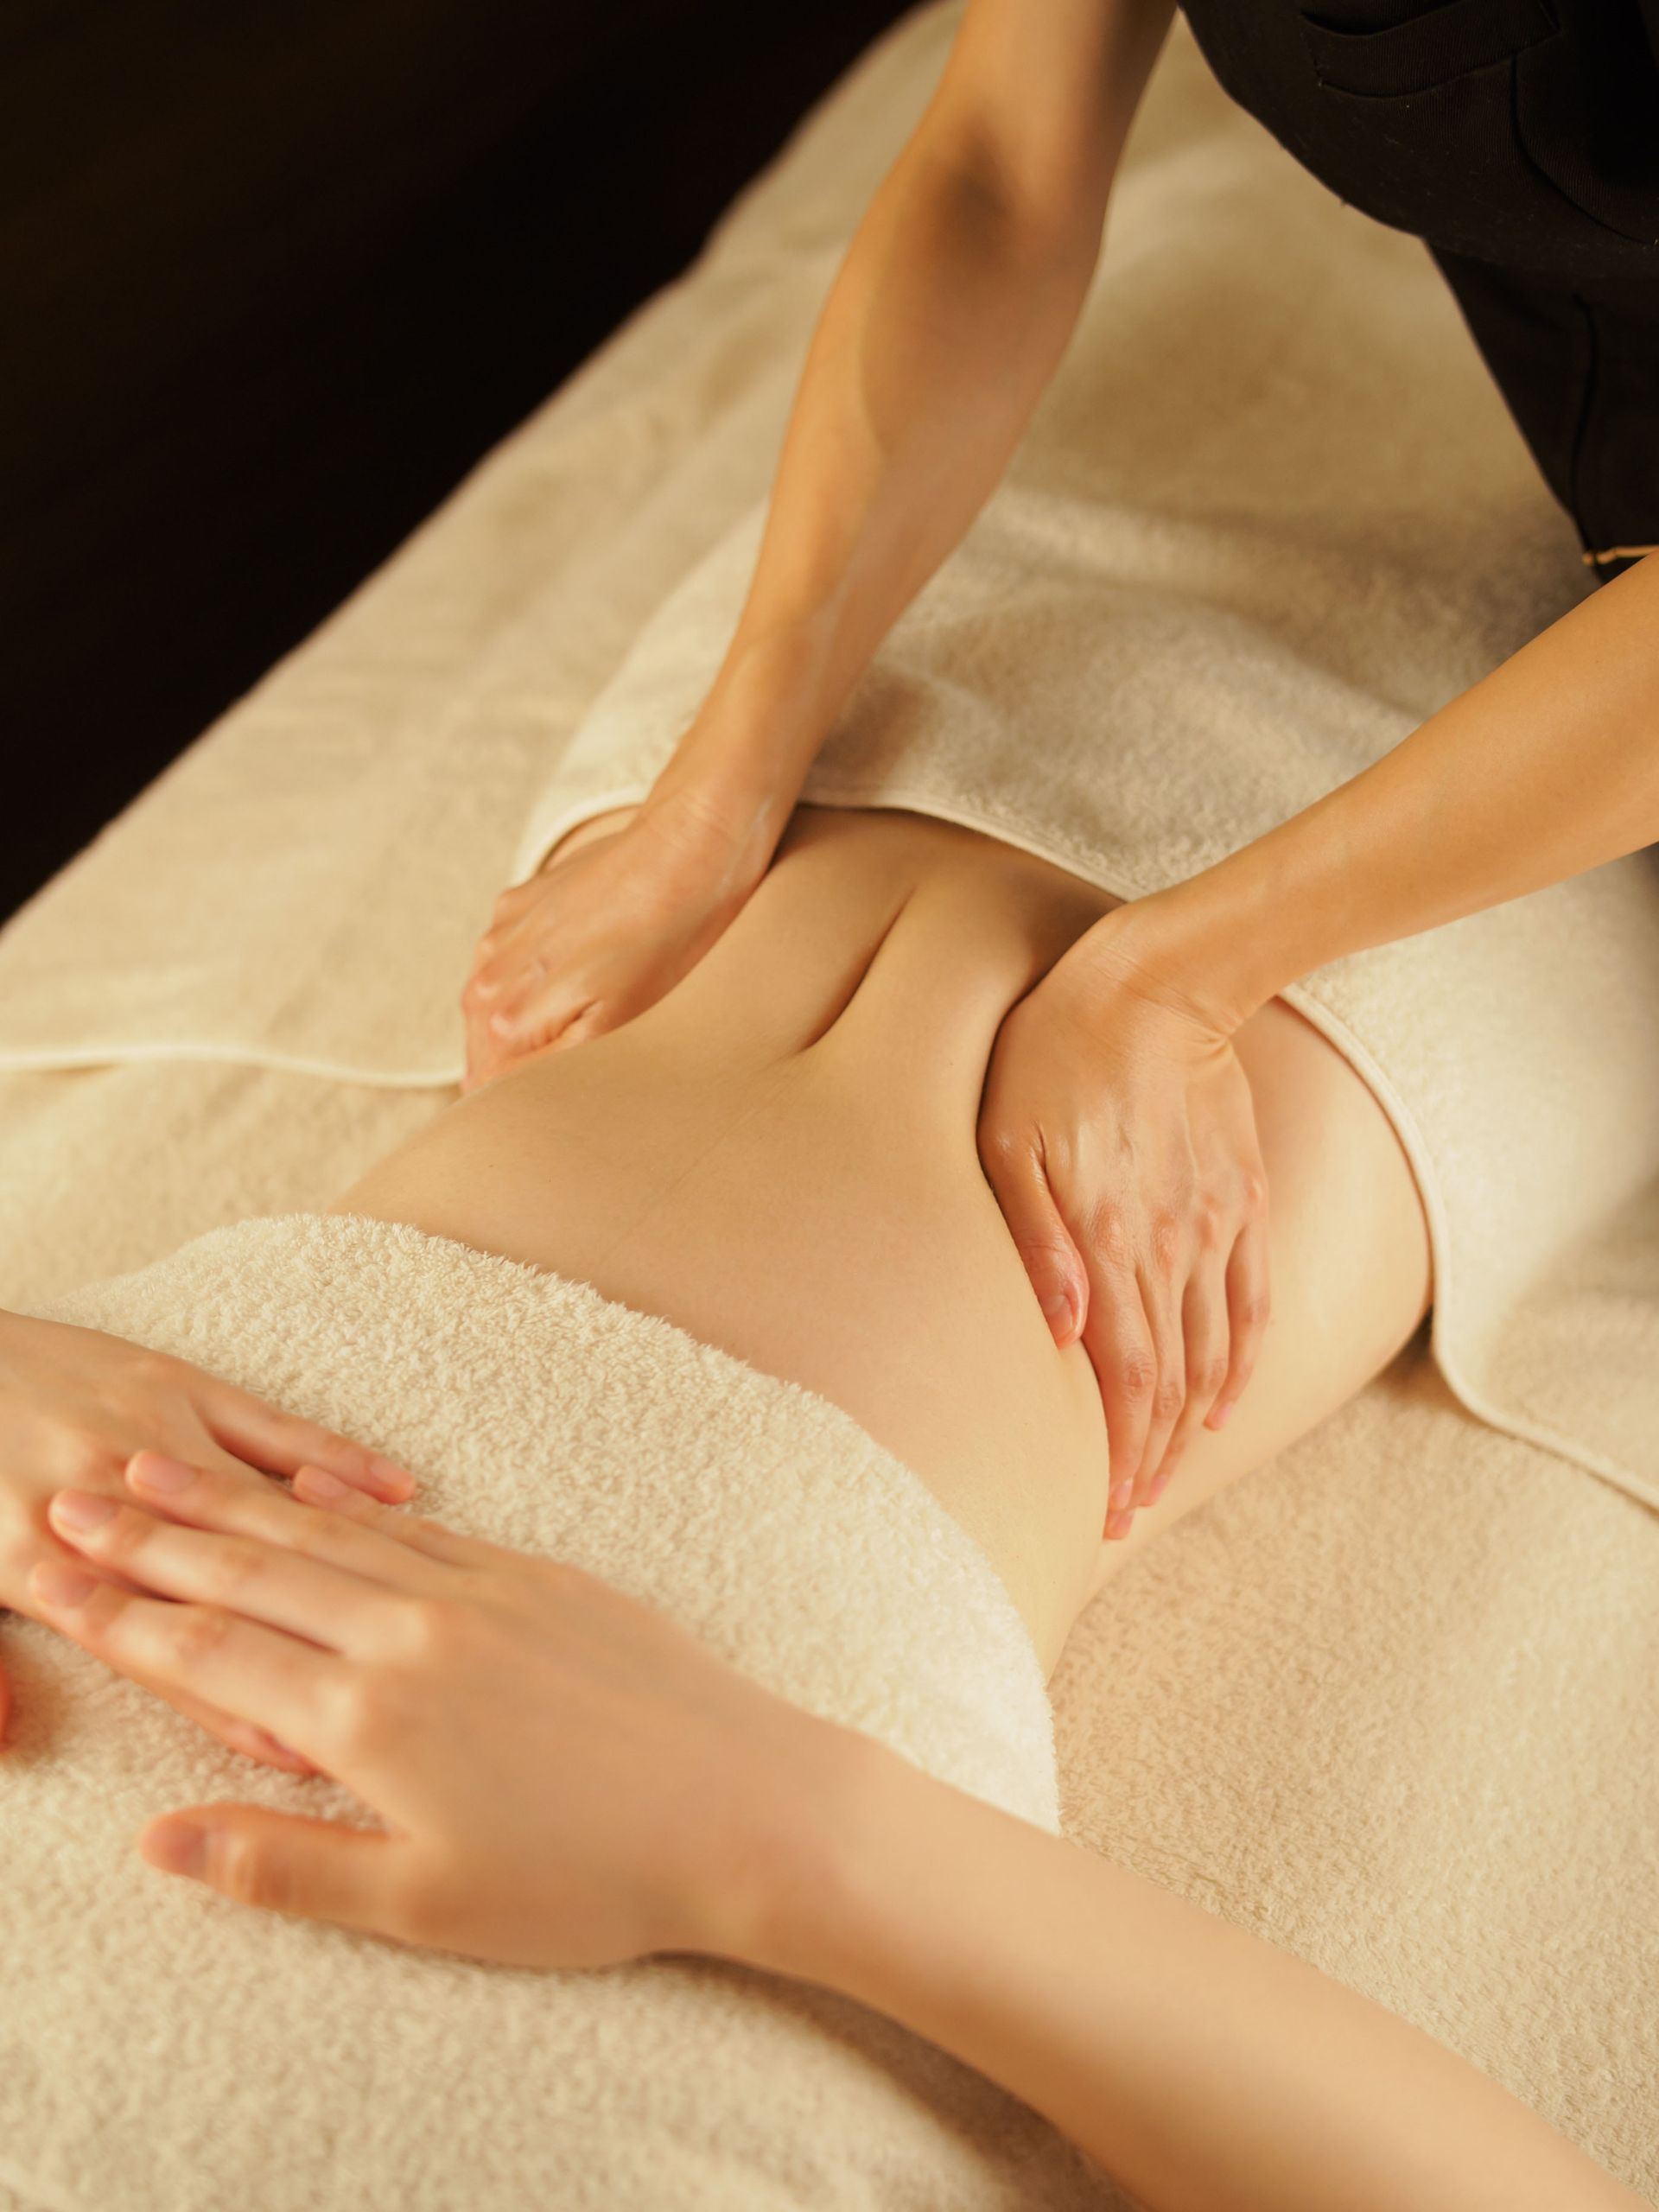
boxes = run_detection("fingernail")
[50,1490,118,1531]
[32,1560,98,1607]
[144,1821,209,1878]
[1147,1465,1173,1507]
[250,1731,314,1773]
[370,1456,415,1497]
[297,1465,352,1502]
[1040,1289,1073,1338]
[1104,1509,1134,1541]
[130,1452,195,1492]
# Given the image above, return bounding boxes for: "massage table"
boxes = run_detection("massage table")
[2,3,1654,2202]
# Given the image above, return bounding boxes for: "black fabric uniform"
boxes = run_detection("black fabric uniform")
[1176,0,1659,582]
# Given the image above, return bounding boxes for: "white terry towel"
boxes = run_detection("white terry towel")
[1,12,1656,2194]
[1,1211,1112,2212]
[1,6,1656,1521]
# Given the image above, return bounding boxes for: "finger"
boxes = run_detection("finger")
[486,978,598,1056]
[467,944,540,1029]
[1157,1262,1230,1492]
[46,1490,415,1655]
[290,1465,489,1570]
[978,1122,1086,1344]
[140,1805,409,1941]
[467,919,525,993]
[119,1449,477,1579]
[134,1451,471,1575]
[489,873,544,921]
[1128,1276,1186,1508]
[462,915,538,1008]
[1077,1267,1156,1512]
[11,1527,315,1770]
[0,1651,10,1750]
[1210,1217,1272,1430]
[146,1681,317,1776]
[461,988,506,1093]
[194,1383,414,1501]
[462,937,547,1082]
[479,882,541,951]
[28,1561,339,1756]
[16,1531,181,1612]
[548,1002,607,1051]
[57,1552,314,1770]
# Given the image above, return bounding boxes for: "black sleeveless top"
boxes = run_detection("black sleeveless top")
[1176,0,1659,582]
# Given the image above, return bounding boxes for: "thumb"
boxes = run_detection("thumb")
[979,1123,1087,1346]
[140,1807,409,1939]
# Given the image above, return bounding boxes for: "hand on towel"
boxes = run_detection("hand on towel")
[978,915,1269,1529]
[0,1312,415,1764]
[33,1459,1642,2212]
[461,792,770,1092]
[30,1450,849,1971]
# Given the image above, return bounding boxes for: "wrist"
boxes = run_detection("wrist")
[637,770,779,902]
[1090,865,1301,1036]
[649,611,847,850]
[724,1718,916,1989]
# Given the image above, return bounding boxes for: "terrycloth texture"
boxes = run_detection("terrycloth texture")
[1,1062,1654,2208]
[1,4,1656,1520]
[0,1211,1107,2212]
[1,0,1656,2202]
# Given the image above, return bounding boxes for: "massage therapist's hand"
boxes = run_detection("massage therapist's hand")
[31,1452,847,1969]
[978,912,1270,1532]
[461,787,772,1093]
[0,1311,414,1765]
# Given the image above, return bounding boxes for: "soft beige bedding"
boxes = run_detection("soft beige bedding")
[4,1211,1096,2211]
[3,5,1656,1517]
[1,1,1655,2202]
[2,1062,1654,2207]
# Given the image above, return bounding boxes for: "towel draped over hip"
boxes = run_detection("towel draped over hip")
[2,1211,1105,2212]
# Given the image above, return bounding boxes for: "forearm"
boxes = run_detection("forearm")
[1119,554,1659,1031]
[649,138,1106,857]
[755,1737,1639,2212]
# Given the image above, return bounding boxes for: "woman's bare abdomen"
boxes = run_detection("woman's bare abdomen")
[328,804,1128,1665]
[328,801,1431,1674]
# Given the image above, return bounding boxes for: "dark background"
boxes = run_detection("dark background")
[2,0,916,924]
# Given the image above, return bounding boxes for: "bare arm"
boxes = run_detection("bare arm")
[1103,553,1659,1033]
[36,1463,1643,2209]
[756,1737,1644,2212]
[649,0,1177,868]
[462,0,1177,1084]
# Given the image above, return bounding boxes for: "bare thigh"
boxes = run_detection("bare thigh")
[331,804,1431,1674]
